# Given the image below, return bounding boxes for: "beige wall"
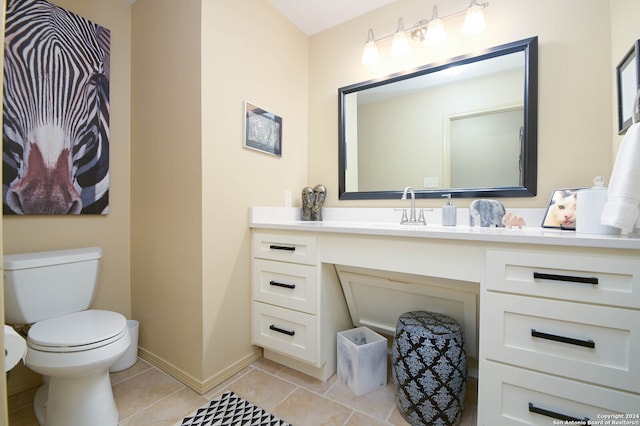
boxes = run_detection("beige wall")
[4,0,132,395]
[131,0,205,383]
[131,0,308,391]
[200,0,309,384]
[308,0,620,208]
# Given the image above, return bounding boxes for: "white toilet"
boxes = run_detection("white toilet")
[4,247,130,426]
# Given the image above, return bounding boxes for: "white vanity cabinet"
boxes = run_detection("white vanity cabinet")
[249,207,640,421]
[479,249,640,424]
[251,231,352,381]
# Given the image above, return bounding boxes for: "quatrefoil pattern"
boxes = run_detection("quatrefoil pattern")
[392,311,467,426]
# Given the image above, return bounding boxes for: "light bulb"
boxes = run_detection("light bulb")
[424,6,446,46]
[361,29,380,66]
[462,0,486,35]
[391,18,410,57]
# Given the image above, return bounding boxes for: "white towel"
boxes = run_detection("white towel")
[601,122,640,232]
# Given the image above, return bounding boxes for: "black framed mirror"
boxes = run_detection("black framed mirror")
[338,36,538,200]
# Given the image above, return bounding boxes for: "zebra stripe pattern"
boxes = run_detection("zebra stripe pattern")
[3,0,110,214]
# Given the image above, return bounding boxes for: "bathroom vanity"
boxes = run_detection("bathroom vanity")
[249,207,640,424]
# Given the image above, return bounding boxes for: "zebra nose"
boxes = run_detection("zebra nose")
[5,143,84,215]
[5,187,83,215]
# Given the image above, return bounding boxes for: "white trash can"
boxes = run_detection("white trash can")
[110,320,139,372]
[337,326,387,396]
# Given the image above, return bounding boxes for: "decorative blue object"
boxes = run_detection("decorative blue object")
[392,311,467,426]
[469,199,506,227]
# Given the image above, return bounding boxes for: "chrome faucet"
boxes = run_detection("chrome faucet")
[400,186,426,225]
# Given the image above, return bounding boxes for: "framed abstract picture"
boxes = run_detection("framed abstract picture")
[243,101,282,157]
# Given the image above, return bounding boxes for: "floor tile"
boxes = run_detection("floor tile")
[220,368,297,412]
[112,366,184,420]
[326,378,397,422]
[272,387,353,426]
[121,387,208,426]
[275,365,338,396]
[344,411,393,426]
[8,357,477,426]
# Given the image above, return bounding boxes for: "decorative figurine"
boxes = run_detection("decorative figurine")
[502,212,527,229]
[301,186,314,221]
[469,199,506,227]
[312,184,326,221]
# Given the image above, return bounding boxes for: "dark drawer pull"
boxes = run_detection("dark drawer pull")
[531,329,595,348]
[533,272,598,285]
[528,403,589,423]
[269,280,296,290]
[269,245,296,252]
[269,324,295,336]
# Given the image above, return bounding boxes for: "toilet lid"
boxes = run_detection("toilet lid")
[28,310,127,353]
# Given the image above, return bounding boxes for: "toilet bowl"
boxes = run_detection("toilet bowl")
[27,310,130,426]
[3,247,131,426]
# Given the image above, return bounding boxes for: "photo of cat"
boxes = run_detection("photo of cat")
[542,188,582,229]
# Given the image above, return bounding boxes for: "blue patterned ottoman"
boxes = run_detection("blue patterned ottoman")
[392,311,467,426]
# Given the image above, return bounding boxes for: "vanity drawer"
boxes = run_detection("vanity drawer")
[253,259,317,314]
[486,250,640,309]
[253,232,317,265]
[253,301,318,365]
[483,292,640,393]
[479,361,640,425]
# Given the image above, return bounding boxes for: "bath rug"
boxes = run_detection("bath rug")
[179,391,291,426]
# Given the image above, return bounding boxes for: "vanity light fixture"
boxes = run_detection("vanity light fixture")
[361,0,489,65]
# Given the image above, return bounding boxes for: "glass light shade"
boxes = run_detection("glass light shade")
[391,19,410,57]
[424,18,446,46]
[361,29,380,66]
[462,2,486,35]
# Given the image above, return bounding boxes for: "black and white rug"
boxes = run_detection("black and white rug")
[179,391,291,426]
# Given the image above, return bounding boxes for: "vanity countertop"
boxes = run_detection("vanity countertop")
[249,207,640,250]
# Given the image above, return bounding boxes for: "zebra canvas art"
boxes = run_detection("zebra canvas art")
[3,0,110,215]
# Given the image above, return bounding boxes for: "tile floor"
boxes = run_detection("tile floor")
[8,357,477,426]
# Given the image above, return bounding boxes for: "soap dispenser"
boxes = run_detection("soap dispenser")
[442,194,457,226]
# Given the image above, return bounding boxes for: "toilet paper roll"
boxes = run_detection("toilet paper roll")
[4,325,27,372]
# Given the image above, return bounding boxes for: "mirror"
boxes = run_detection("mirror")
[338,37,538,200]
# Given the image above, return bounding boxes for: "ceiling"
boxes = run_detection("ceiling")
[269,0,397,35]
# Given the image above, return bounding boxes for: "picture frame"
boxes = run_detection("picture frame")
[616,40,640,135]
[243,101,282,156]
[541,188,582,230]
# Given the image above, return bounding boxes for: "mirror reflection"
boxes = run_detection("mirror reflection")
[338,37,538,200]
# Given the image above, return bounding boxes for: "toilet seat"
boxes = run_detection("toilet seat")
[28,310,127,353]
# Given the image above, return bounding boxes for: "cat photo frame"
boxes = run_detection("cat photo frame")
[541,188,582,230]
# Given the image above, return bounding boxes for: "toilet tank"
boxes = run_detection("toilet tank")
[3,247,103,325]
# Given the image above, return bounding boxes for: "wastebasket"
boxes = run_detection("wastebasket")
[337,326,387,396]
[110,320,139,372]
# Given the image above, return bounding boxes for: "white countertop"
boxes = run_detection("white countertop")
[249,207,640,250]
